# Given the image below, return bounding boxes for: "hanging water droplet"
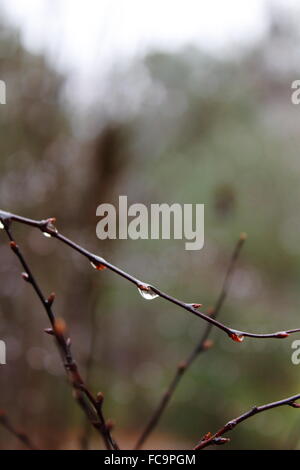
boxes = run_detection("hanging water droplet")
[138,284,158,300]
[90,261,107,271]
[0,221,4,229]
[229,332,244,343]
[42,218,58,237]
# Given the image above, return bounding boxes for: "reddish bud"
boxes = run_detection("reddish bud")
[47,292,56,306]
[53,318,67,336]
[138,283,151,292]
[21,272,30,282]
[192,303,202,309]
[9,241,17,250]
[92,262,107,271]
[276,332,290,339]
[229,332,244,343]
[202,432,212,442]
[290,402,300,408]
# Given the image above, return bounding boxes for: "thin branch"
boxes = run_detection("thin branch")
[135,234,245,449]
[1,221,118,450]
[194,393,300,449]
[1,210,299,341]
[0,410,39,450]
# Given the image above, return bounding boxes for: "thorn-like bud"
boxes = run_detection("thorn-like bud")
[53,318,67,336]
[290,402,300,408]
[202,432,212,441]
[47,292,56,306]
[275,331,290,339]
[177,361,187,373]
[96,392,104,405]
[203,339,214,350]
[66,337,71,347]
[21,272,30,282]
[44,328,54,336]
[9,241,17,251]
[240,232,248,241]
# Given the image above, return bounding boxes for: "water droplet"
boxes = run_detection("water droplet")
[0,221,4,230]
[138,284,158,300]
[42,218,58,237]
[229,332,244,343]
[91,261,107,271]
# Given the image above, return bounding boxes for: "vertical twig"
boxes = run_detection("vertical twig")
[194,395,300,449]
[2,222,118,450]
[135,234,246,449]
[0,411,39,450]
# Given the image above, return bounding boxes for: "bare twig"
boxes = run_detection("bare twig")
[1,220,118,450]
[135,234,246,449]
[0,210,299,342]
[194,394,300,449]
[0,410,39,450]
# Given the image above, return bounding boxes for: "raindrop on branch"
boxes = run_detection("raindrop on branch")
[138,284,158,300]
[229,332,245,343]
[91,261,107,271]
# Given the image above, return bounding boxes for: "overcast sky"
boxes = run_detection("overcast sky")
[2,0,299,108]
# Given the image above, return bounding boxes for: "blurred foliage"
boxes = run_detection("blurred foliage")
[1,6,300,450]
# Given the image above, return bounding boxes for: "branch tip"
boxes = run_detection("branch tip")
[46,292,56,306]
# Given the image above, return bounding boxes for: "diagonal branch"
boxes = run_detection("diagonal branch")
[0,410,39,450]
[1,210,299,342]
[1,221,118,450]
[135,234,245,449]
[194,393,300,449]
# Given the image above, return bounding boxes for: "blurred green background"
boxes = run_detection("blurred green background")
[1,0,300,450]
